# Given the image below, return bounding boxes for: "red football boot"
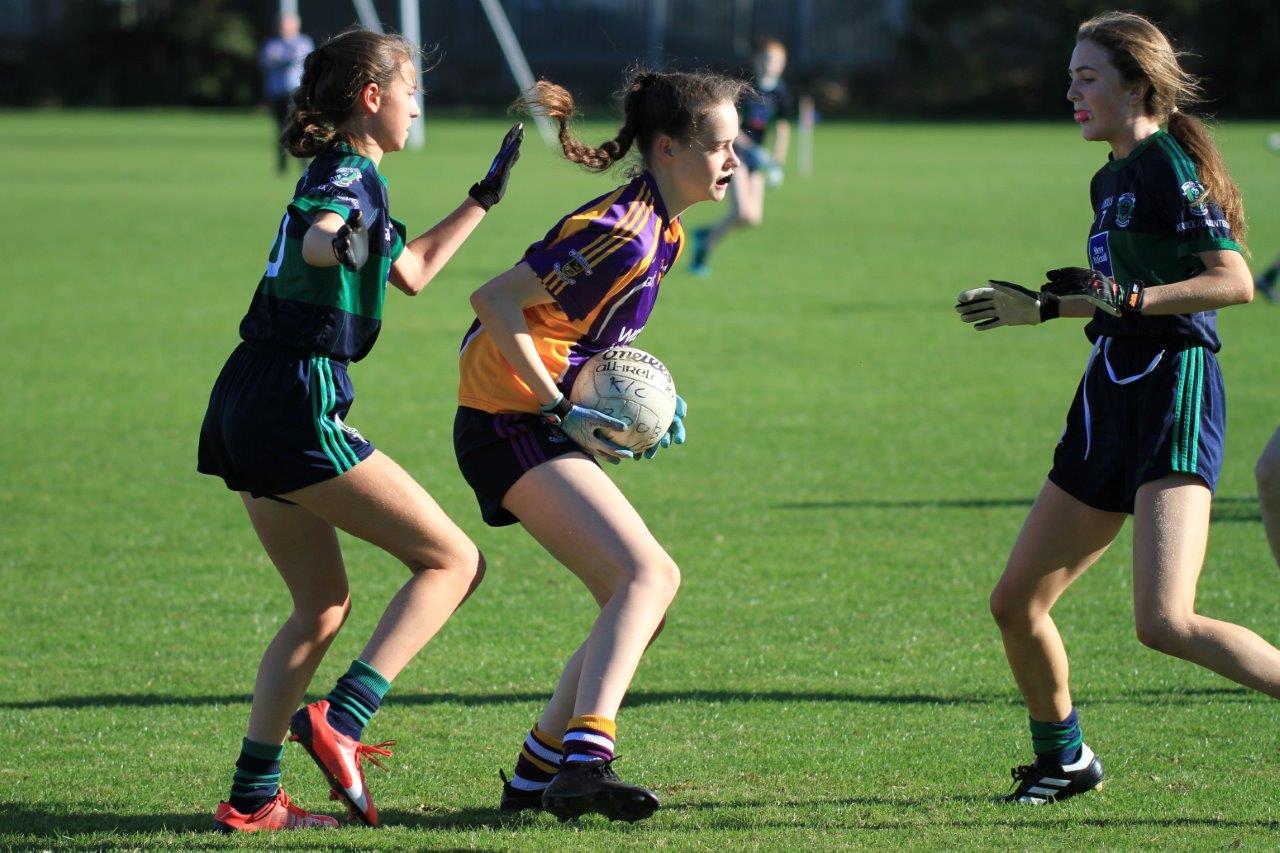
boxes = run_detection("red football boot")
[212,788,339,832]
[289,699,395,826]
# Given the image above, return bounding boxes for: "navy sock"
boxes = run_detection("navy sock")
[227,738,283,813]
[1030,707,1083,768]
[1261,265,1280,286]
[324,659,391,740]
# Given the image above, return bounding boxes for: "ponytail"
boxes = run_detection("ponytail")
[1166,111,1247,248]
[520,80,639,172]
[279,28,417,160]
[520,69,749,175]
[1077,11,1247,249]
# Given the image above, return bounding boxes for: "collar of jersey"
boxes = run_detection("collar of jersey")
[1107,129,1163,171]
[639,170,673,225]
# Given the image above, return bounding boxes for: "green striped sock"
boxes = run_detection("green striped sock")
[228,738,284,813]
[325,659,392,739]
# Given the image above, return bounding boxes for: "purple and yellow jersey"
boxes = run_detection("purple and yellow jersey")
[458,171,683,414]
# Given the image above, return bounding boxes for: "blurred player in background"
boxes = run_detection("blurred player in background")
[689,38,793,275]
[955,12,1280,806]
[455,70,747,822]
[260,13,313,174]
[199,28,523,832]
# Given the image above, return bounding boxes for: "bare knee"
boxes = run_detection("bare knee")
[736,210,762,228]
[989,580,1036,632]
[294,595,351,643]
[405,541,483,587]
[630,559,681,607]
[1134,610,1195,656]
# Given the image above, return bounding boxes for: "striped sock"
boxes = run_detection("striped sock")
[324,659,392,740]
[509,725,563,792]
[1030,707,1083,768]
[562,714,616,764]
[227,738,284,813]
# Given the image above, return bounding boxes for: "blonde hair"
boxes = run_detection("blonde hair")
[1077,11,1245,246]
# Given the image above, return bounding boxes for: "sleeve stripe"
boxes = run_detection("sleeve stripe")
[562,185,652,270]
[540,187,655,295]
[546,185,630,246]
[1156,134,1197,186]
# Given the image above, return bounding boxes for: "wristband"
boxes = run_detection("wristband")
[539,394,573,425]
[1038,291,1061,322]
[1123,281,1145,314]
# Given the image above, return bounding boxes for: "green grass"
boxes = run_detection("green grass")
[4,109,1280,849]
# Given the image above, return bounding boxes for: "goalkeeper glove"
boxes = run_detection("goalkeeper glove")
[539,394,634,463]
[468,122,523,210]
[640,395,687,461]
[332,209,369,271]
[1042,267,1143,316]
[955,280,1061,330]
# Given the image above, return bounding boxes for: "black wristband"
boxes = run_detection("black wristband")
[539,394,573,424]
[468,182,498,211]
[1038,291,1061,322]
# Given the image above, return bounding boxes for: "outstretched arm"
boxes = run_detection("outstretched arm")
[389,122,524,296]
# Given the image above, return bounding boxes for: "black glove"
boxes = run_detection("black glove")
[331,209,369,272]
[1042,267,1143,316]
[468,122,524,211]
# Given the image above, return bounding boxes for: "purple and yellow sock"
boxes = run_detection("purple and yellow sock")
[562,714,616,764]
[509,724,563,792]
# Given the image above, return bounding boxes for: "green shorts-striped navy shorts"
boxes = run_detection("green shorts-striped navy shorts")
[198,341,374,500]
[1048,335,1224,514]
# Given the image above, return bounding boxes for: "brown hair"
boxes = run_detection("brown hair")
[281,28,417,158]
[520,68,751,174]
[1077,11,1246,245]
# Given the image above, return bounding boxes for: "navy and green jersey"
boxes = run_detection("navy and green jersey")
[238,142,408,362]
[1083,129,1240,352]
[739,79,794,146]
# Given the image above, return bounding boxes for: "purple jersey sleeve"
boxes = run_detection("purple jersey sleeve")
[523,217,651,322]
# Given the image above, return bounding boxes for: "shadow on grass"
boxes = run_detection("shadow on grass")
[773,494,1260,523]
[0,686,1255,712]
[5,800,1276,841]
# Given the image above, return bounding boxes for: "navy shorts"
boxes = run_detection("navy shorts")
[1048,336,1224,514]
[453,406,592,527]
[197,342,374,500]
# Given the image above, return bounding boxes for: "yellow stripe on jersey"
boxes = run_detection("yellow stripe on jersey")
[541,187,654,296]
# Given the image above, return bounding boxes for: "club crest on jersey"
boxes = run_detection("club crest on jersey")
[551,249,594,287]
[331,167,362,187]
[1180,180,1209,216]
[1115,193,1136,228]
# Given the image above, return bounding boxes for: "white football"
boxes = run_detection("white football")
[570,347,677,453]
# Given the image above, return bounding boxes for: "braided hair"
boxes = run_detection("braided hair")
[522,69,751,174]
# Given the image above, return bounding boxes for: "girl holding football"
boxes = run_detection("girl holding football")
[198,28,522,832]
[955,12,1278,804]
[454,69,747,822]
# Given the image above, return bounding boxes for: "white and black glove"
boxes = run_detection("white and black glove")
[955,280,1061,331]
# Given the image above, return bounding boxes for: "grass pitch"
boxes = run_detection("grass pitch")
[3,110,1280,849]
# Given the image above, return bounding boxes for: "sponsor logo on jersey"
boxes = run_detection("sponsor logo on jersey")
[1180,180,1209,216]
[1115,193,1136,228]
[1096,196,1113,228]
[1088,232,1113,278]
[331,167,362,188]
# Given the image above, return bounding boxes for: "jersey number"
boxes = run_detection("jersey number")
[264,212,290,278]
